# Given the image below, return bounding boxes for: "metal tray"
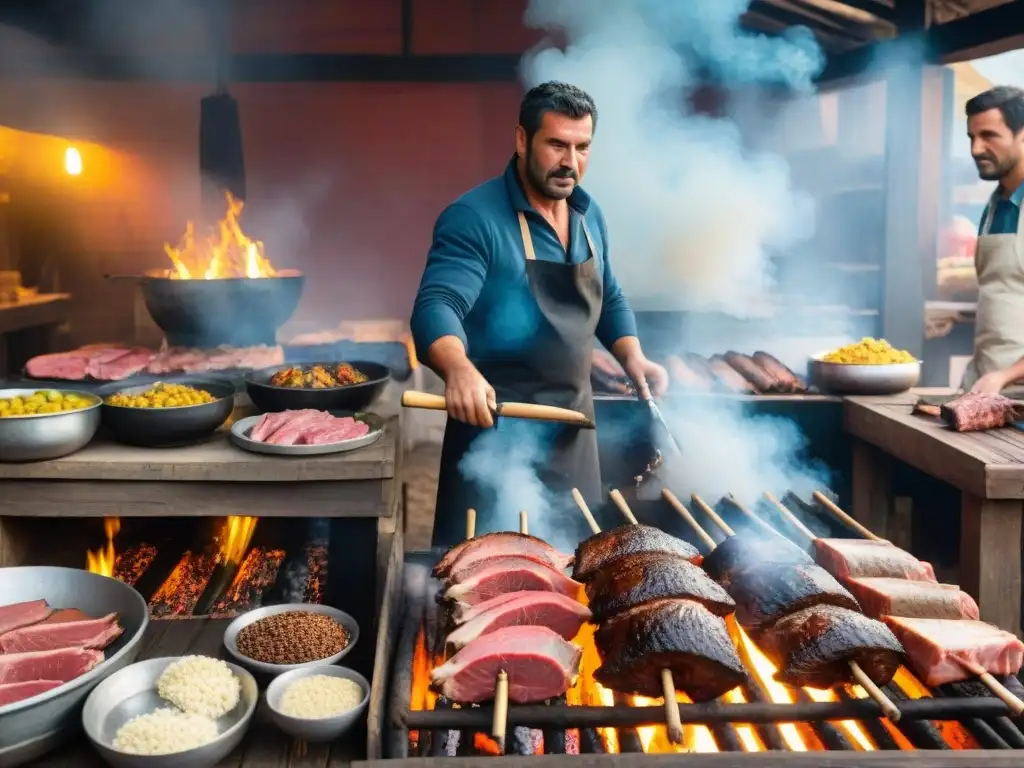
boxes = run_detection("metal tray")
[229,411,384,456]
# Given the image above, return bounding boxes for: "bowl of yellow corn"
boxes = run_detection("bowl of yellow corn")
[100,379,235,447]
[810,338,920,395]
[0,389,102,462]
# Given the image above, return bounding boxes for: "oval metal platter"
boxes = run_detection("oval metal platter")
[229,411,384,456]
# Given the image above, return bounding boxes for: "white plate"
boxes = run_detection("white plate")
[229,411,383,456]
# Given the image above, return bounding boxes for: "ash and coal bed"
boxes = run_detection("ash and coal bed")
[76,516,332,619]
[386,543,1024,758]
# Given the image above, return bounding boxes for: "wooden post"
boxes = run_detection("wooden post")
[960,495,1023,638]
[850,437,894,539]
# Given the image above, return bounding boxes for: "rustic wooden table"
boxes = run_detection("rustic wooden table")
[844,390,1023,636]
[0,292,70,377]
[30,619,364,767]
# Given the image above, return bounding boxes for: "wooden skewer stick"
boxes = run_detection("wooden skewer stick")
[671,490,902,723]
[572,488,685,745]
[763,492,817,542]
[609,489,638,524]
[812,490,881,541]
[801,494,1024,718]
[726,494,783,537]
[661,489,716,551]
[519,510,528,536]
[466,508,477,540]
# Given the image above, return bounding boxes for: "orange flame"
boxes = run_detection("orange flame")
[164,192,277,279]
[217,516,258,565]
[85,517,121,577]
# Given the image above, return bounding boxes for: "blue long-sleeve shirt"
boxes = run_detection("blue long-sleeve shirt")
[411,158,637,367]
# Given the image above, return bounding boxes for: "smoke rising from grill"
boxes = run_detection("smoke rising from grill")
[521,0,823,315]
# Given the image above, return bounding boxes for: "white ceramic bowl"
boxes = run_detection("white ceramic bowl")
[223,603,359,676]
[265,665,370,743]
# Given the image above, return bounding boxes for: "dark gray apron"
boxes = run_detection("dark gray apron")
[431,211,604,547]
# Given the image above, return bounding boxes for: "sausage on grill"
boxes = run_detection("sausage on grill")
[724,351,777,393]
[752,351,806,393]
[707,355,756,394]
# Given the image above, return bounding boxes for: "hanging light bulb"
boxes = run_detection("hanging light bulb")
[64,146,82,176]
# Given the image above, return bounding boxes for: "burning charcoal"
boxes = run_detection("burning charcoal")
[939,680,1024,749]
[882,682,950,750]
[148,552,217,618]
[738,675,787,751]
[617,728,645,753]
[112,544,158,587]
[542,695,567,755]
[833,687,899,750]
[209,548,285,618]
[791,688,852,751]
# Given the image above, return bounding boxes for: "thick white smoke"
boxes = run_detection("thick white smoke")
[521,0,823,315]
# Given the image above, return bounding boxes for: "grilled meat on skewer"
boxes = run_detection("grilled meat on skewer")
[813,538,936,582]
[707,355,756,393]
[585,552,735,621]
[443,560,583,605]
[446,592,591,651]
[752,351,806,393]
[573,524,701,582]
[753,604,904,688]
[594,598,746,701]
[724,351,777,393]
[844,577,980,621]
[702,531,813,588]
[727,563,861,631]
[433,532,573,579]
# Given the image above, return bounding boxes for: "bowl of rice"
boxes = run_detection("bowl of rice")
[265,665,370,743]
[82,655,258,767]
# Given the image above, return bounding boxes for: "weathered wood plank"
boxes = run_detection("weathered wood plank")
[850,438,893,538]
[0,293,70,334]
[960,495,1023,638]
[0,419,396,483]
[0,479,393,517]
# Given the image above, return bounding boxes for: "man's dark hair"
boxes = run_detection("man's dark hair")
[518,81,597,144]
[966,86,1024,134]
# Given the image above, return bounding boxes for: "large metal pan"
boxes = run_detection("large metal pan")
[0,567,149,766]
[98,378,236,447]
[108,270,304,348]
[244,361,390,414]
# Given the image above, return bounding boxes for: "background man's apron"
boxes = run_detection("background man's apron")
[961,197,1024,390]
[431,212,603,547]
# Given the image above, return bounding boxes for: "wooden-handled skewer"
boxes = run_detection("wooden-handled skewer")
[401,390,596,428]
[664,488,903,723]
[571,488,685,745]
[785,492,1024,718]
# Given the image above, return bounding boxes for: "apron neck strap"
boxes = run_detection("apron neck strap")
[517,211,598,262]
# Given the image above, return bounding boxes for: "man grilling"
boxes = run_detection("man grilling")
[411,81,668,547]
[958,86,1024,393]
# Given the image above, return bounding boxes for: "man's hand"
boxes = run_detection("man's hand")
[444,360,497,427]
[623,355,669,400]
[972,370,1008,394]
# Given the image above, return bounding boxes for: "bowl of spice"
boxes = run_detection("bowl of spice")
[265,665,370,743]
[810,337,920,395]
[222,604,358,675]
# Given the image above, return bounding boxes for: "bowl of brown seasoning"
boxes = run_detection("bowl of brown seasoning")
[222,604,358,675]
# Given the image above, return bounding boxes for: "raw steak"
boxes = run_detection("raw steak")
[573,524,701,582]
[594,598,745,702]
[248,409,321,442]
[445,591,591,651]
[86,348,155,379]
[294,417,370,445]
[431,625,581,703]
[843,577,980,621]
[447,555,566,587]
[940,392,1017,432]
[444,561,583,605]
[264,412,335,445]
[451,593,525,625]
[0,599,53,636]
[434,533,573,580]
[754,604,905,689]
[0,647,104,685]
[882,616,1024,687]
[726,563,861,630]
[814,538,936,582]
[0,679,64,707]
[0,613,122,653]
[585,552,735,620]
[24,352,91,380]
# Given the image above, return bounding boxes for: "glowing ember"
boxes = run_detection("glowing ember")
[164,192,277,279]
[85,517,121,577]
[148,552,216,618]
[210,547,285,618]
[303,542,328,604]
[112,545,158,587]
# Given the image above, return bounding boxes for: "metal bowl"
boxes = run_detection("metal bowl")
[265,665,370,743]
[98,379,235,447]
[0,567,149,767]
[809,356,921,395]
[82,657,258,768]
[244,361,390,414]
[222,603,359,676]
[0,389,101,462]
[229,411,384,456]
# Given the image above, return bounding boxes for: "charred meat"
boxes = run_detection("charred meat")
[666,355,715,392]
[594,598,745,701]
[585,552,735,621]
[728,563,861,631]
[752,351,806,393]
[753,604,904,689]
[724,352,777,393]
[433,532,573,579]
[573,524,701,582]
[702,532,814,588]
[940,392,1018,432]
[707,355,756,394]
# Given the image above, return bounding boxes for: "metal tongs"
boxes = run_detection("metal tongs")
[626,382,683,458]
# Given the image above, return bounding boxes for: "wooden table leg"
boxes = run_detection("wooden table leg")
[851,437,894,539]
[960,495,1023,638]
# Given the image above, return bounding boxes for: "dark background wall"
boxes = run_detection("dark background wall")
[0,0,539,347]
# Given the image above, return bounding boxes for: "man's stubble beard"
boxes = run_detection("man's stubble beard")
[525,144,574,201]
